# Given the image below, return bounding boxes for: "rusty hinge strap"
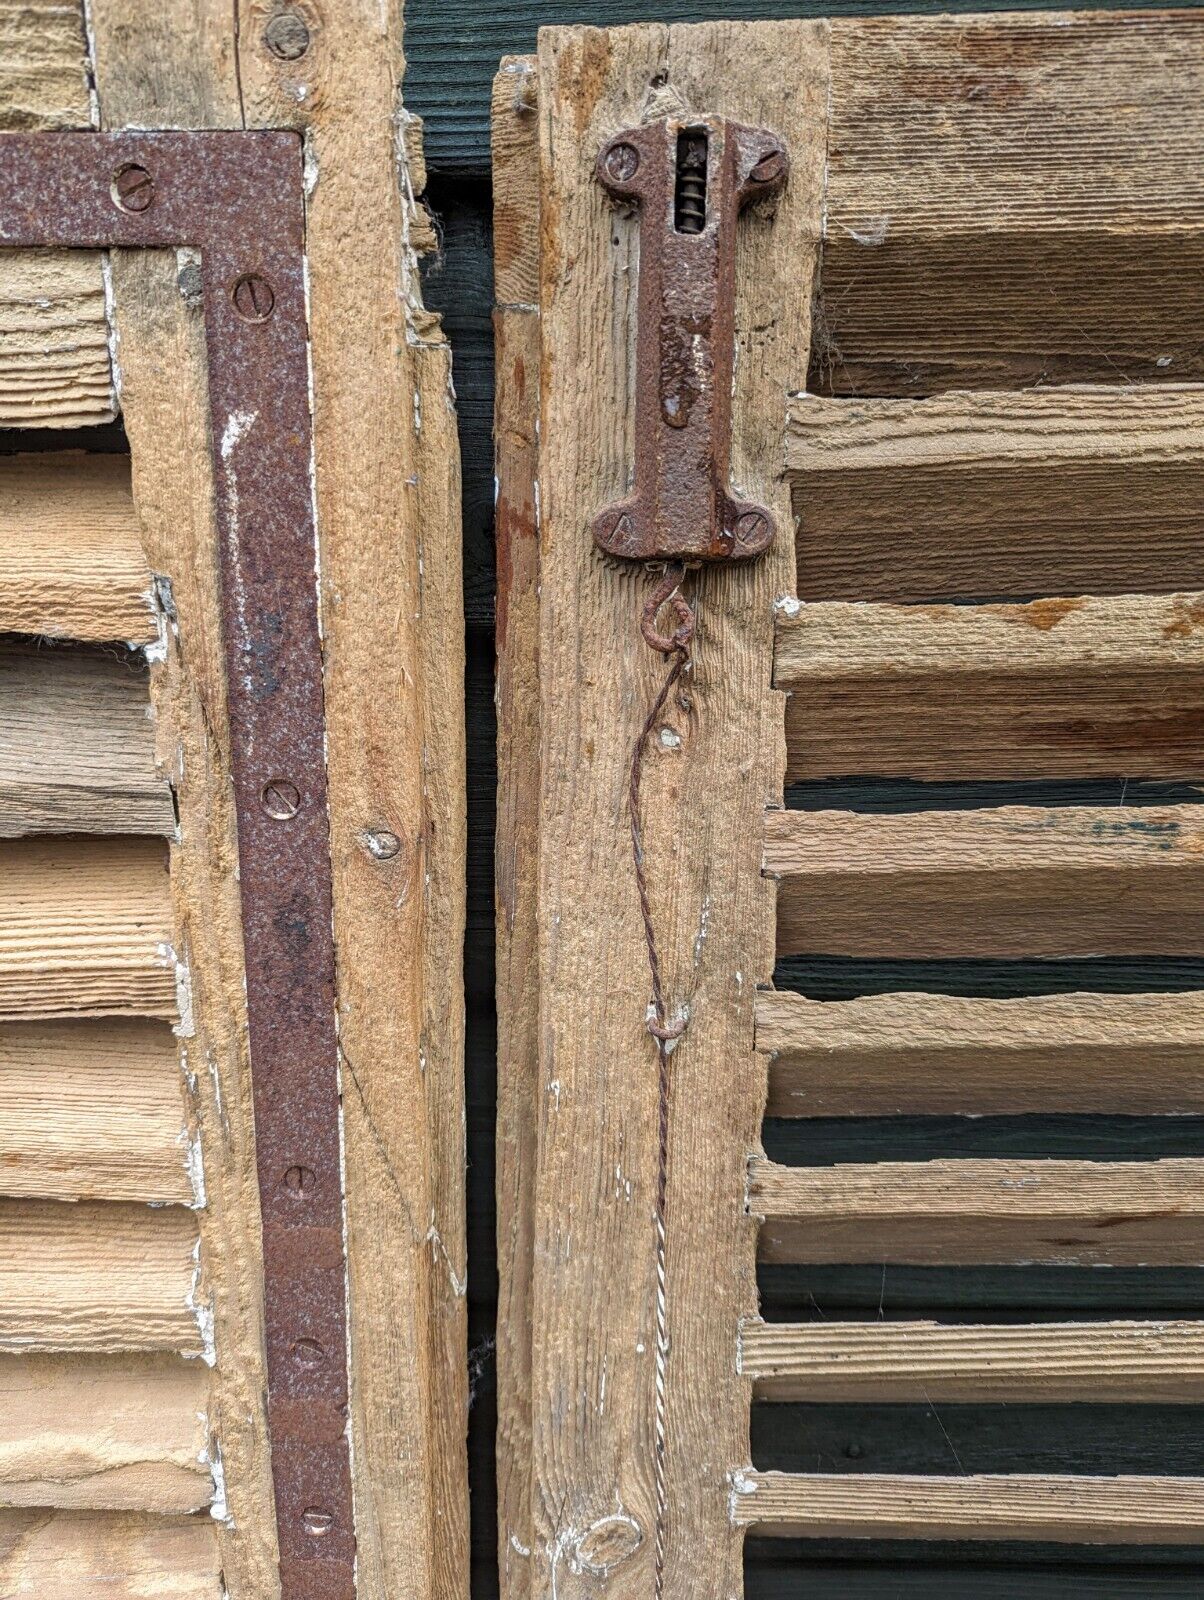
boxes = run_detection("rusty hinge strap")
[0,131,355,1600]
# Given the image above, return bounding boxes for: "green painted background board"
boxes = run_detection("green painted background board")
[407,4,1204,1592]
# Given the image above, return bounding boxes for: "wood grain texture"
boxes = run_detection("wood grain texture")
[752,1157,1204,1266]
[0,645,172,836]
[735,1472,1204,1543]
[0,455,154,642]
[756,988,1204,1116]
[0,1354,209,1511]
[0,1509,218,1599]
[492,57,541,1600]
[0,2,110,428]
[86,14,279,1586]
[0,838,174,1020]
[776,591,1204,782]
[815,11,1204,394]
[741,1319,1204,1402]
[529,21,825,1595]
[0,1201,200,1351]
[0,1017,188,1202]
[235,3,470,1592]
[787,386,1204,602]
[766,803,1204,958]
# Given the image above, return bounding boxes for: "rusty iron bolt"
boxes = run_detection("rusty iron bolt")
[232,273,276,322]
[735,510,770,545]
[112,163,154,213]
[303,1509,334,1537]
[264,9,311,59]
[604,142,640,183]
[291,1336,325,1367]
[261,778,301,819]
[364,828,401,860]
[748,147,788,185]
[283,1163,315,1194]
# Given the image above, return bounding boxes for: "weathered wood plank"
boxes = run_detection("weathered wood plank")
[0,1353,209,1511]
[0,0,91,127]
[786,387,1204,603]
[767,803,1204,958]
[816,12,1204,395]
[492,55,541,1600]
[0,1509,219,1599]
[735,1472,1204,1543]
[776,593,1204,782]
[0,838,175,1020]
[752,1157,1204,1266]
[741,1319,1204,1402]
[235,5,471,1593]
[0,1201,200,1351]
[529,20,824,1594]
[757,989,1204,1116]
[0,253,113,428]
[0,455,154,643]
[0,645,173,837]
[0,1018,188,1202]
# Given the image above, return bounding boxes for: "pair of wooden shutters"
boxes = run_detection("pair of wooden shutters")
[494,10,1204,1597]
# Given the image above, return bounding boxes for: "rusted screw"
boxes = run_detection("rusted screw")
[734,510,770,546]
[302,1509,334,1537]
[283,1163,315,1194]
[264,8,311,59]
[261,778,301,819]
[604,142,640,183]
[232,273,276,322]
[748,147,788,185]
[291,1336,325,1367]
[364,828,401,860]
[112,163,154,213]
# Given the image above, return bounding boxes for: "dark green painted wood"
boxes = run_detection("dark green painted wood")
[405,0,1201,174]
[787,778,1204,813]
[744,1545,1204,1595]
[752,1404,1204,1475]
[773,956,1204,999]
[762,1116,1204,1165]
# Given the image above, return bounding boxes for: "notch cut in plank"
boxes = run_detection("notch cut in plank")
[0,1509,218,1599]
[0,645,173,838]
[751,1157,1204,1266]
[766,803,1204,959]
[733,1472,1204,1544]
[816,13,1204,395]
[0,1353,209,1512]
[787,387,1204,602]
[776,593,1204,782]
[756,989,1204,1117]
[0,252,113,428]
[0,455,154,643]
[741,1319,1204,1403]
[0,1018,188,1202]
[0,837,175,1021]
[0,0,92,130]
[0,1200,200,1352]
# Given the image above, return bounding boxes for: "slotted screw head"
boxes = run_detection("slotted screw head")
[261,778,301,819]
[604,142,640,183]
[112,163,154,212]
[264,8,311,59]
[232,273,276,321]
[734,510,770,546]
[748,147,788,185]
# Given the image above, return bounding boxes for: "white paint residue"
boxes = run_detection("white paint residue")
[207,1437,233,1525]
[185,1239,217,1367]
[774,594,802,618]
[509,1534,532,1559]
[183,1129,207,1209]
[220,409,258,460]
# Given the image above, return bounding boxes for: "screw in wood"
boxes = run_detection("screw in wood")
[364,828,401,860]
[748,147,788,185]
[604,142,640,183]
[261,778,301,819]
[111,163,154,212]
[232,273,276,322]
[264,9,311,60]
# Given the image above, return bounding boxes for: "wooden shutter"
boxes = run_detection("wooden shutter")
[0,4,468,1596]
[494,13,1204,1595]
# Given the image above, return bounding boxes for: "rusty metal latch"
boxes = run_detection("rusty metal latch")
[592,114,788,564]
[0,131,356,1600]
